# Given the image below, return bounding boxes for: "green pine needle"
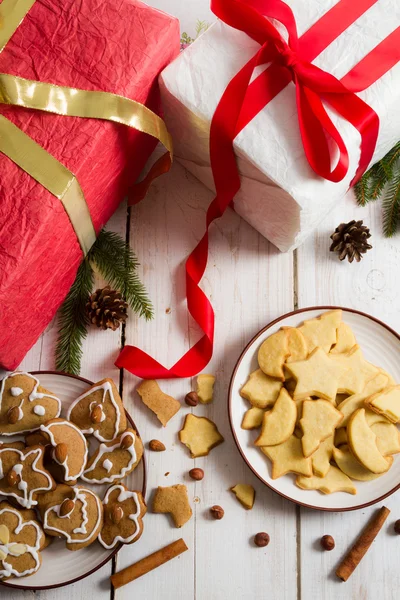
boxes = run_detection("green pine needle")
[55,259,94,375]
[354,172,371,206]
[383,171,400,237]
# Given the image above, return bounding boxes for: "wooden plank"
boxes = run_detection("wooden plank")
[296,195,400,600]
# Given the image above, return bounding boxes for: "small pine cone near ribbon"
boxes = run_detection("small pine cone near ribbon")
[330,220,372,263]
[87,286,128,331]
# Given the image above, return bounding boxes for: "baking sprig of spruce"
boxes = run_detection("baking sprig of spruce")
[55,229,152,375]
[354,141,400,237]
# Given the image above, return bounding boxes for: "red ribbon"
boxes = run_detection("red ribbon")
[117,0,400,379]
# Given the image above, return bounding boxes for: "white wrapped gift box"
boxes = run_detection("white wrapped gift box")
[159,0,400,252]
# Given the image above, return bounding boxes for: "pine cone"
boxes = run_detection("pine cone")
[86,286,128,331]
[330,220,372,263]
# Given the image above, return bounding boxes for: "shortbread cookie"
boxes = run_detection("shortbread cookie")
[137,380,180,426]
[348,409,391,474]
[43,486,103,550]
[334,428,348,447]
[153,484,192,528]
[241,407,265,430]
[240,369,282,408]
[330,322,356,354]
[332,446,383,482]
[337,373,389,426]
[331,345,379,395]
[0,372,61,436]
[0,446,55,509]
[179,414,224,458]
[371,422,400,456]
[67,379,126,442]
[255,388,296,446]
[261,435,312,479]
[365,385,400,423]
[196,374,215,404]
[0,501,46,580]
[81,429,143,484]
[296,465,357,495]
[284,327,308,363]
[298,310,342,354]
[258,329,289,380]
[300,399,343,457]
[99,484,146,550]
[40,419,88,484]
[285,348,347,402]
[230,484,255,509]
[311,435,334,478]
[365,409,390,427]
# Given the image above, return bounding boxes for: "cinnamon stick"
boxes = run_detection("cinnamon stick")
[336,506,390,582]
[111,538,188,589]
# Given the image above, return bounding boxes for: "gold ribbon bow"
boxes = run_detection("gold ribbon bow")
[0,0,173,255]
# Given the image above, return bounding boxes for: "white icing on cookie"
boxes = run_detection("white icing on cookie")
[81,431,137,484]
[10,387,23,397]
[67,381,121,442]
[98,485,141,550]
[40,421,88,481]
[33,405,45,416]
[89,401,106,422]
[16,399,24,421]
[0,460,3,480]
[0,507,43,578]
[103,459,113,473]
[0,447,53,509]
[44,487,101,544]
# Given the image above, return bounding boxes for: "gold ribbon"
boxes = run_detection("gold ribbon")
[0,0,173,255]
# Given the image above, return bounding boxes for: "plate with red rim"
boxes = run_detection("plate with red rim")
[228,306,400,512]
[0,371,146,590]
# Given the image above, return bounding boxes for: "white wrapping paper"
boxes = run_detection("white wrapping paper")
[159,0,400,252]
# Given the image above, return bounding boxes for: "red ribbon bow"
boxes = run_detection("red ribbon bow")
[117,0,400,379]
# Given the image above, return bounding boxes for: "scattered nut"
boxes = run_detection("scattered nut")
[7,406,20,425]
[254,532,270,547]
[59,498,75,517]
[90,404,103,424]
[394,520,400,534]
[120,434,134,449]
[111,506,124,524]
[54,443,68,464]
[210,505,224,520]
[6,469,20,487]
[189,468,204,481]
[149,439,166,452]
[320,535,335,551]
[185,392,199,407]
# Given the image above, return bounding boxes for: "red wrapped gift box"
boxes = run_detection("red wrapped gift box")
[0,0,179,370]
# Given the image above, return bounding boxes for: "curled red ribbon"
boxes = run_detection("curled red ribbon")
[117,0,400,379]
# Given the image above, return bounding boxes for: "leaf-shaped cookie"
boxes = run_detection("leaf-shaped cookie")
[255,389,296,446]
[300,399,343,457]
[296,465,357,495]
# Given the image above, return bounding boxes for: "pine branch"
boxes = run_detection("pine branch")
[354,172,371,206]
[55,259,94,375]
[89,230,153,320]
[382,171,400,237]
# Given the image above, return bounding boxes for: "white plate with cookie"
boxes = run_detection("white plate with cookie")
[229,307,400,511]
[0,371,146,590]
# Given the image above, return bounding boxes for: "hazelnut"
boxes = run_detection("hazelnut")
[189,468,204,481]
[60,498,75,517]
[120,434,134,449]
[254,532,270,547]
[90,404,103,424]
[320,535,335,551]
[394,520,400,534]
[7,406,20,425]
[54,443,68,464]
[6,469,20,487]
[185,392,199,407]
[210,505,224,520]
[149,440,166,452]
[110,506,124,524]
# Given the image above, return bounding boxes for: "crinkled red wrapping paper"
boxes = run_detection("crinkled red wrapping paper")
[0,0,180,370]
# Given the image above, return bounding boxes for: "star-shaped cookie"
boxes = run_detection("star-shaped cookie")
[261,435,312,479]
[330,345,379,395]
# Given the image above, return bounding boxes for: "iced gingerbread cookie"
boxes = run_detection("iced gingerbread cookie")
[0,446,55,509]
[39,419,88,485]
[43,485,103,550]
[0,372,61,436]
[99,484,146,550]
[0,501,46,580]
[81,429,143,484]
[67,379,127,443]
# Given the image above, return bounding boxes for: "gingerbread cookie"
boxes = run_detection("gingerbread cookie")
[43,485,103,550]
[67,378,126,443]
[0,372,61,436]
[99,484,146,549]
[137,380,180,426]
[0,501,45,579]
[0,446,55,509]
[36,484,75,521]
[39,419,88,485]
[81,429,143,484]
[153,484,192,528]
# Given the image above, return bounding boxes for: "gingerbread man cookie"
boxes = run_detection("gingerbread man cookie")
[43,485,103,550]
[99,484,146,550]
[81,429,143,485]
[0,372,61,436]
[67,379,126,442]
[0,446,55,509]
[0,501,45,580]
[39,419,88,485]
